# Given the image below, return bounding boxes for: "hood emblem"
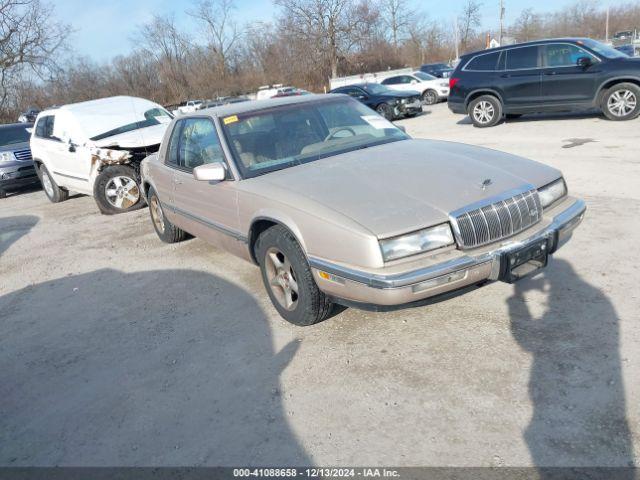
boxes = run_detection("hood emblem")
[480,179,492,190]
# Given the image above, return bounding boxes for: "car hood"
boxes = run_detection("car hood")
[249,139,561,238]
[93,123,167,149]
[0,141,30,153]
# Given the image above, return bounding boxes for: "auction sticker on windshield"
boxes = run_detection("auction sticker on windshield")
[361,115,395,129]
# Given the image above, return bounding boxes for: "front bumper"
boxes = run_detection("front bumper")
[0,165,39,191]
[310,198,586,308]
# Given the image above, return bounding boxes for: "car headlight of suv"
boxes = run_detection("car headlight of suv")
[538,178,567,209]
[380,223,455,262]
[0,151,15,163]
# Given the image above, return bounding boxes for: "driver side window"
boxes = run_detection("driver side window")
[167,118,224,171]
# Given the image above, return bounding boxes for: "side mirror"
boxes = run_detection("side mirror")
[396,125,407,133]
[411,80,417,84]
[357,95,368,100]
[577,56,592,68]
[193,162,226,182]
[68,139,76,153]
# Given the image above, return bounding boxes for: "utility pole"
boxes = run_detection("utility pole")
[499,0,505,45]
[605,6,610,42]
[454,16,459,60]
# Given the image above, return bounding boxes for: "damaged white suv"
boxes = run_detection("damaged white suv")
[30,96,172,214]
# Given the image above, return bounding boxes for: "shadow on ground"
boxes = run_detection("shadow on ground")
[508,259,635,474]
[0,215,38,258]
[0,269,309,466]
[456,110,605,126]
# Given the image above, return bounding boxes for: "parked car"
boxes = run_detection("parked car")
[615,44,635,56]
[141,94,585,326]
[30,96,173,214]
[448,37,640,127]
[380,71,450,105]
[0,123,39,198]
[177,100,203,115]
[272,87,310,97]
[18,108,40,123]
[329,83,422,119]
[256,85,297,100]
[419,63,454,78]
[198,97,250,109]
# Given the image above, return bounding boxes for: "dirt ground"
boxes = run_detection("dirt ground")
[1,104,638,468]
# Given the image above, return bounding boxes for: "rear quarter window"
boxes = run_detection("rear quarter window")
[465,52,501,71]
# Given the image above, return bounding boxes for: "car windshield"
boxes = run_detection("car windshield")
[414,72,436,81]
[89,107,173,141]
[361,84,393,95]
[581,38,628,59]
[222,97,409,179]
[0,125,31,146]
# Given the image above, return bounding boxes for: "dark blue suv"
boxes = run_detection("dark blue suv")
[448,38,640,127]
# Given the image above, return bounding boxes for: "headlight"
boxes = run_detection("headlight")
[538,178,567,209]
[379,223,454,262]
[0,151,15,163]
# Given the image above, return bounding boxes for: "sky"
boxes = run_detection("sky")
[55,0,612,62]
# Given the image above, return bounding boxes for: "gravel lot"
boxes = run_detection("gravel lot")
[1,104,638,468]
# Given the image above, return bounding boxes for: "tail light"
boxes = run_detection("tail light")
[449,77,460,89]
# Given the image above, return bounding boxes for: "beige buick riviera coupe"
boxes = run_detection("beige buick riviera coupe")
[141,95,585,326]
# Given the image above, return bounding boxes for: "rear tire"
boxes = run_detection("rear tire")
[255,225,334,326]
[602,82,640,121]
[422,89,438,105]
[468,95,503,128]
[37,164,68,203]
[0,189,6,199]
[93,165,144,215]
[147,186,188,243]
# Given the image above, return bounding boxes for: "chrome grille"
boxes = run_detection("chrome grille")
[13,148,32,162]
[452,189,542,249]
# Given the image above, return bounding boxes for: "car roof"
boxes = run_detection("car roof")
[39,95,162,116]
[198,94,334,117]
[0,122,33,129]
[461,37,592,58]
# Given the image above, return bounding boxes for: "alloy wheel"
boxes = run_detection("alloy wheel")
[264,247,299,311]
[423,91,437,105]
[104,176,140,209]
[607,89,637,117]
[149,195,165,234]
[472,101,495,124]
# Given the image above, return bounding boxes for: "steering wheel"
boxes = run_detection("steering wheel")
[324,127,356,142]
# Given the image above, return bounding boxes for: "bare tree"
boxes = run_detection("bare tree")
[275,0,376,79]
[136,14,192,103]
[188,0,242,76]
[0,0,70,113]
[380,0,412,49]
[512,8,542,42]
[458,0,482,52]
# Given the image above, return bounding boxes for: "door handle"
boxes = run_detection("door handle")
[174,179,183,185]
[500,74,511,78]
[544,71,557,76]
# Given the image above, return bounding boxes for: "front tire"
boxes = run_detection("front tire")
[376,103,393,120]
[93,165,144,215]
[37,164,68,203]
[468,95,503,128]
[147,186,188,243]
[422,89,438,105]
[602,83,640,121]
[255,225,334,326]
